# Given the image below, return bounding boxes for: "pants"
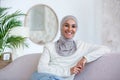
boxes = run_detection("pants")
[30,72,64,80]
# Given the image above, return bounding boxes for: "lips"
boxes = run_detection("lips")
[65,31,72,34]
[65,31,73,37]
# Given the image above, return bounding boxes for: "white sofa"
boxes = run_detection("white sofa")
[0,53,120,80]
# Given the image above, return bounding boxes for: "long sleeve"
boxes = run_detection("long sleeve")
[37,46,71,77]
[84,43,111,63]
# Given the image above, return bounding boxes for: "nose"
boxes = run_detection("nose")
[68,26,72,31]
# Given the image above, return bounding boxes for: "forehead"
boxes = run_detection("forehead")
[64,19,76,24]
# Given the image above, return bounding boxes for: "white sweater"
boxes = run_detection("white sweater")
[38,40,110,80]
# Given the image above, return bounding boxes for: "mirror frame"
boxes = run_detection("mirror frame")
[24,4,59,45]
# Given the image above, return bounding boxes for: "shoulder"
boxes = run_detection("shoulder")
[75,39,89,46]
[44,42,56,50]
[75,39,110,51]
[75,39,99,48]
[75,39,85,44]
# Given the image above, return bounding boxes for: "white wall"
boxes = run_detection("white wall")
[102,0,120,53]
[1,0,102,59]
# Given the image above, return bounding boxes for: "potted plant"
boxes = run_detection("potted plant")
[0,7,27,58]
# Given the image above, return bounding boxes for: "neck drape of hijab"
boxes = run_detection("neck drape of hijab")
[55,36,77,56]
[55,15,77,56]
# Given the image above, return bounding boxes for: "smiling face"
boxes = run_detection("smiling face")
[61,19,77,39]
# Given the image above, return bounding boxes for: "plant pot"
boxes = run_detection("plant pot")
[0,52,12,69]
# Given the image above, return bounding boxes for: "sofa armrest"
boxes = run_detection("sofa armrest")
[0,53,41,80]
[74,53,120,80]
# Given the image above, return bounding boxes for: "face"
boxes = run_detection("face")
[62,19,77,39]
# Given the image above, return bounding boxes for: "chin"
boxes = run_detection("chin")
[65,36,73,39]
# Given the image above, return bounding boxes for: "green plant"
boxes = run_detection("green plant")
[0,7,27,56]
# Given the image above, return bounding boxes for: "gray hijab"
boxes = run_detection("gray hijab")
[55,15,77,56]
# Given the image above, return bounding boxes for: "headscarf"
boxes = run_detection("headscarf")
[55,15,77,56]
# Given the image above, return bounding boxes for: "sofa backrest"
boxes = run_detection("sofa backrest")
[0,53,120,80]
[0,53,41,80]
[74,53,120,80]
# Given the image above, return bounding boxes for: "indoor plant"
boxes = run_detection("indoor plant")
[0,7,27,57]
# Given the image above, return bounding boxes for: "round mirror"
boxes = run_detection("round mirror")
[24,4,58,44]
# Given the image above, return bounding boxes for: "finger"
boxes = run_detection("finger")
[77,66,82,69]
[74,67,81,73]
[75,69,81,74]
[74,69,80,74]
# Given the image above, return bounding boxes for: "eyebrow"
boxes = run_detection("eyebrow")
[64,23,76,25]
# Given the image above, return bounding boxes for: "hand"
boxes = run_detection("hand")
[70,66,82,75]
[76,57,87,70]
[70,57,87,75]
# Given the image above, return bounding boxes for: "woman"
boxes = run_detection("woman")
[31,15,110,80]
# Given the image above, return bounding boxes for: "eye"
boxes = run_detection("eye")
[72,25,76,28]
[64,24,69,27]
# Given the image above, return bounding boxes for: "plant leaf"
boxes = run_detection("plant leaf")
[6,36,26,49]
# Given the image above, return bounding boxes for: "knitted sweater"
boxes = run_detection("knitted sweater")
[38,40,110,80]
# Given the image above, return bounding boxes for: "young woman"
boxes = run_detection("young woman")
[31,15,110,80]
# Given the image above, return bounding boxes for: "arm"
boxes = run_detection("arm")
[84,43,111,63]
[37,45,71,77]
[72,42,110,74]
[70,40,111,75]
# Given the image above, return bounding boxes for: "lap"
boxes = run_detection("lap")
[30,72,64,80]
